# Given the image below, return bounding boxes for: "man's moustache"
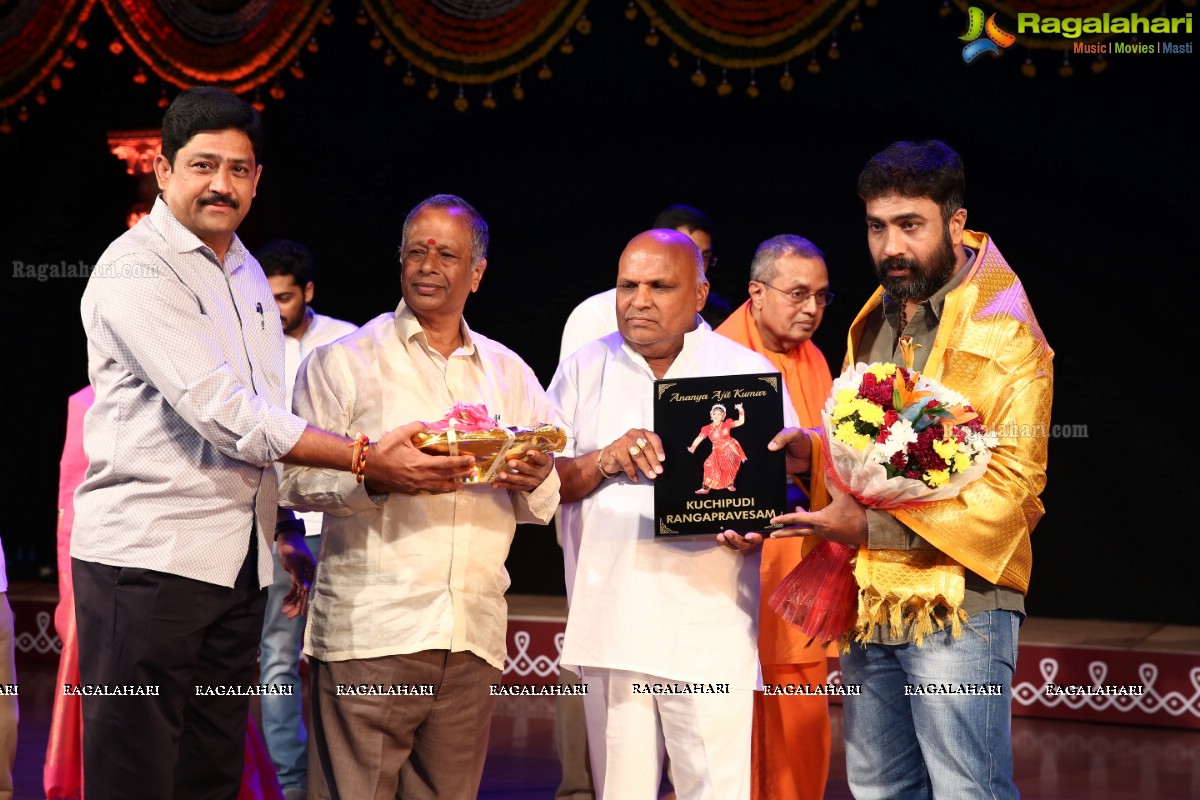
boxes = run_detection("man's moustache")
[200,194,239,208]
[879,256,919,273]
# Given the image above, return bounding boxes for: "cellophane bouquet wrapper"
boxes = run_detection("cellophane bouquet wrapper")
[770,357,996,643]
[410,402,566,484]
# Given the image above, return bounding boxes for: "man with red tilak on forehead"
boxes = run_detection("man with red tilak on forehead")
[281,194,560,799]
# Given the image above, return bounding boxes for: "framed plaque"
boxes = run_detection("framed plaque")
[652,372,788,539]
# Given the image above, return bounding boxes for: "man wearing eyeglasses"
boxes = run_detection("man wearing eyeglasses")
[715,235,834,800]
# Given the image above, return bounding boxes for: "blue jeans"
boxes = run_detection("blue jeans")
[841,609,1020,800]
[259,533,320,790]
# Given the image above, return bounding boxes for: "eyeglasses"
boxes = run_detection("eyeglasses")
[703,253,718,271]
[759,282,835,307]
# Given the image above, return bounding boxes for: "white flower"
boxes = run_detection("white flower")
[869,418,918,465]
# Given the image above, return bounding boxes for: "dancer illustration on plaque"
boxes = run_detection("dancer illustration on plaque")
[687,402,748,494]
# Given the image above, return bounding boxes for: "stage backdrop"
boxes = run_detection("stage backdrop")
[1,0,1195,625]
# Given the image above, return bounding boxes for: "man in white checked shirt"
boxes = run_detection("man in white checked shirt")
[73,88,477,800]
[280,194,560,800]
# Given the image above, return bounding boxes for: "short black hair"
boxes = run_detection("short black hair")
[857,140,965,226]
[161,86,264,166]
[653,204,714,238]
[255,239,315,286]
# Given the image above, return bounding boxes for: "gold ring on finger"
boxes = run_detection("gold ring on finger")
[629,445,642,457]
[636,437,649,448]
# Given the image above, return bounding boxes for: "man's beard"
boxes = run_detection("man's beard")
[875,227,957,303]
[283,303,309,334]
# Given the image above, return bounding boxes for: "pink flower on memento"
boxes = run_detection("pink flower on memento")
[425,402,499,433]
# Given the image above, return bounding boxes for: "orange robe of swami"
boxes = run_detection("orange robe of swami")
[716,301,833,800]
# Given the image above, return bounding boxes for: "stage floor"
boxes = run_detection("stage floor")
[11,587,1200,798]
[12,657,1200,800]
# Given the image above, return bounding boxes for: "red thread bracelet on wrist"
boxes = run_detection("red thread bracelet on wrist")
[350,432,370,483]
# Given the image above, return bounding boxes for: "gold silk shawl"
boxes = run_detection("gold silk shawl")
[843,230,1054,644]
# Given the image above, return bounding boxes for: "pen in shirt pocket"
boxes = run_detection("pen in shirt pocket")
[256,301,265,330]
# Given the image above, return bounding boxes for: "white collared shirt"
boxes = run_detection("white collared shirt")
[74,197,307,588]
[282,309,358,536]
[280,301,560,668]
[549,327,797,691]
[559,288,712,363]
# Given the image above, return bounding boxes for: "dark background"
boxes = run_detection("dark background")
[2,2,1196,624]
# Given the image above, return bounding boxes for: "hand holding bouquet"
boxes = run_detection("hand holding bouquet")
[770,338,997,643]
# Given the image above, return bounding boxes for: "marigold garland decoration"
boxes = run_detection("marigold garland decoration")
[362,0,589,84]
[631,0,860,68]
[99,0,331,93]
[0,0,96,110]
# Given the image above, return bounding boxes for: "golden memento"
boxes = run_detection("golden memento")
[411,403,566,484]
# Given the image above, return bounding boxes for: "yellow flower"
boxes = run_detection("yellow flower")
[867,363,897,380]
[924,468,950,487]
[835,420,871,450]
[933,437,959,462]
[953,452,971,473]
[831,388,860,421]
[851,398,885,426]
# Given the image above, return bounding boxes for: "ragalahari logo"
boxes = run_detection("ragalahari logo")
[960,6,1016,62]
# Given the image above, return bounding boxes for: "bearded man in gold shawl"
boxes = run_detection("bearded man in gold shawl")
[772,140,1053,800]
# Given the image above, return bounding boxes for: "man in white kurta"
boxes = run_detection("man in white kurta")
[280,195,560,799]
[549,229,797,800]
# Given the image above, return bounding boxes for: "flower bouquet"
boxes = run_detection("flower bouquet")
[410,402,566,484]
[769,339,997,643]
